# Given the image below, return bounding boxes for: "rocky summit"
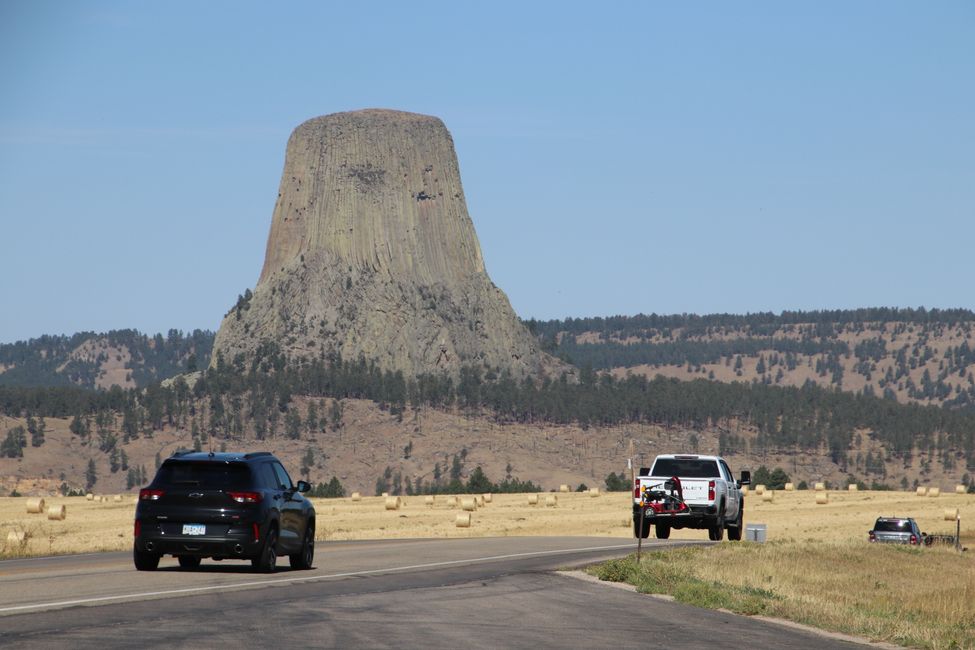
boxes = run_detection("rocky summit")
[211,109,565,379]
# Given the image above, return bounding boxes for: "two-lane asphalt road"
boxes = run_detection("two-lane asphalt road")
[0,537,869,648]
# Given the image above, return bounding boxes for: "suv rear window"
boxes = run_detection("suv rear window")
[873,519,912,532]
[650,458,720,478]
[155,461,252,489]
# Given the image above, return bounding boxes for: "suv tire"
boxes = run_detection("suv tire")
[252,528,278,573]
[133,547,160,571]
[290,524,315,569]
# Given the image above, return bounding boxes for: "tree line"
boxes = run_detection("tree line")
[3,342,974,477]
[526,307,975,340]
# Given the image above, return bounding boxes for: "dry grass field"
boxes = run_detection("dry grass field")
[1,488,972,556]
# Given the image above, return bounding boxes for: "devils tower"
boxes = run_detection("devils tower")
[211,109,564,379]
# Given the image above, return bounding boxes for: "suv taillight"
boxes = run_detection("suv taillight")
[633,479,640,499]
[910,534,918,545]
[869,531,876,542]
[708,480,715,501]
[227,491,262,504]
[139,489,164,501]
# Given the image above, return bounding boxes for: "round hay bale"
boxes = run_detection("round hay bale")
[384,496,401,510]
[816,493,829,505]
[113,494,122,502]
[6,530,26,544]
[848,484,859,492]
[814,482,826,492]
[589,488,601,497]
[928,487,941,498]
[424,495,435,506]
[446,495,458,507]
[761,490,774,502]
[476,495,485,507]
[916,486,928,497]
[381,492,389,497]
[784,483,794,491]
[26,497,45,514]
[956,485,967,495]
[455,513,472,528]
[527,494,539,505]
[559,484,570,493]
[461,497,477,511]
[545,494,558,507]
[741,486,749,496]
[944,507,959,521]
[483,493,492,503]
[351,492,361,502]
[754,484,766,495]
[85,493,94,501]
[47,504,66,520]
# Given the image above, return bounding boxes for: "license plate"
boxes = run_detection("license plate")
[182,524,206,536]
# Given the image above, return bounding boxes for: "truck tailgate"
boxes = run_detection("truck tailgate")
[676,479,710,504]
[639,477,711,505]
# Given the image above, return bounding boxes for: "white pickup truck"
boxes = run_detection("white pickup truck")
[632,454,750,541]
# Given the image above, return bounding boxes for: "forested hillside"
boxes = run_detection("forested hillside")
[2,340,973,494]
[0,329,213,390]
[3,309,975,495]
[528,308,975,410]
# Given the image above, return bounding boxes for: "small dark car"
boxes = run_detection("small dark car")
[868,517,924,545]
[134,451,315,572]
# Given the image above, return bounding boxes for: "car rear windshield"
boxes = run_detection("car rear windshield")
[873,519,912,532]
[154,461,251,489]
[650,458,720,478]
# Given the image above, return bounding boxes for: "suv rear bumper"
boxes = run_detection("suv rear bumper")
[135,527,264,558]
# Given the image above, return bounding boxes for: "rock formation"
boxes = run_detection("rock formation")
[211,109,565,380]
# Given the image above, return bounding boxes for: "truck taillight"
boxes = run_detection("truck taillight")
[708,480,715,501]
[634,479,640,499]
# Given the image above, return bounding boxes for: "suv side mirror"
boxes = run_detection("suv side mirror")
[296,480,311,493]
[740,470,751,486]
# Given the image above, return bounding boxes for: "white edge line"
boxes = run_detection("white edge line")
[0,542,641,615]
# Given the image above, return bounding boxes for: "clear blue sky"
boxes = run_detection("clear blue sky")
[1,2,972,344]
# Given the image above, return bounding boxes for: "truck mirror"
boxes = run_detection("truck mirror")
[740,470,751,485]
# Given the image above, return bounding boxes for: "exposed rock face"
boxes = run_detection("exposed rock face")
[212,109,565,379]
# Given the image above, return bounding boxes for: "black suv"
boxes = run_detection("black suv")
[134,451,315,572]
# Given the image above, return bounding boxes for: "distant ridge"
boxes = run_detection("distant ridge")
[0,329,213,389]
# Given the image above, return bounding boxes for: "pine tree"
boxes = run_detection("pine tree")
[86,459,98,490]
